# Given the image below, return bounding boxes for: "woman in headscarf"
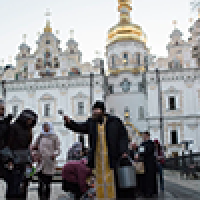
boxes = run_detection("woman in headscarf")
[31,122,61,200]
[67,142,83,161]
[62,158,92,200]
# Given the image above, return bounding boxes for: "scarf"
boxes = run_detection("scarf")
[40,122,54,135]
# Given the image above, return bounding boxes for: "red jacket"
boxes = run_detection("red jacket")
[62,160,92,194]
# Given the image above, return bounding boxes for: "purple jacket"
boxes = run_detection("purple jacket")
[62,160,92,193]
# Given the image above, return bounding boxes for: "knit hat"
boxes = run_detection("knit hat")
[92,101,106,112]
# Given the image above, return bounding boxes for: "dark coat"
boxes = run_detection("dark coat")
[0,115,13,150]
[139,140,157,197]
[8,110,37,150]
[65,114,129,169]
[62,160,92,194]
[0,115,13,178]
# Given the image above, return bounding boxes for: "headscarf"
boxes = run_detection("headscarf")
[67,142,82,160]
[41,122,54,135]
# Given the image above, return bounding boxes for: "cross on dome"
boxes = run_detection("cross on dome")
[70,29,74,39]
[22,34,27,44]
[172,20,177,29]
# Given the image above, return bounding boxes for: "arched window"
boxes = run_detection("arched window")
[111,56,115,68]
[144,55,148,69]
[44,51,52,67]
[123,53,128,66]
[70,49,74,54]
[78,102,84,115]
[168,62,173,69]
[44,103,51,117]
[171,130,178,144]
[137,53,141,66]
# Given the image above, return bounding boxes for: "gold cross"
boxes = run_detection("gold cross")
[22,34,27,43]
[45,8,51,17]
[172,20,177,28]
[70,29,74,39]
[56,30,60,35]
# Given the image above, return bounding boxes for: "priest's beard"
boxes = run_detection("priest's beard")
[92,113,104,123]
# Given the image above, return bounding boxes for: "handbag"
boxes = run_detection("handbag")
[13,149,32,165]
[133,161,145,174]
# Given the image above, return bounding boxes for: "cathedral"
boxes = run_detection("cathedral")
[0,0,200,163]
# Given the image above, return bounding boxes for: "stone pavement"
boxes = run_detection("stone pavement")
[164,170,200,192]
[0,180,174,200]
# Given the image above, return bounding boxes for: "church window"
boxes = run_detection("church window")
[46,40,50,44]
[120,78,131,93]
[193,46,198,51]
[78,102,84,115]
[171,130,178,144]
[108,85,114,94]
[175,41,179,46]
[22,54,26,58]
[144,55,148,69]
[12,105,18,117]
[137,53,141,66]
[100,60,104,67]
[44,103,51,117]
[70,49,74,54]
[123,53,128,66]
[139,106,145,119]
[169,96,176,110]
[15,73,19,80]
[111,56,115,68]
[138,82,144,93]
[168,62,173,69]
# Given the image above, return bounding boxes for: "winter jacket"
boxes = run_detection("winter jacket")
[0,115,13,150]
[32,133,61,175]
[8,110,37,166]
[62,160,92,194]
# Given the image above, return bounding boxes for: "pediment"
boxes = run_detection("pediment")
[73,92,88,99]
[165,86,179,94]
[8,96,23,103]
[40,93,55,101]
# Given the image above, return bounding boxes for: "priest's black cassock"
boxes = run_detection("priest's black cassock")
[139,139,158,197]
[64,113,129,199]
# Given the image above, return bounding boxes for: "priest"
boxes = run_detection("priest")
[63,101,129,199]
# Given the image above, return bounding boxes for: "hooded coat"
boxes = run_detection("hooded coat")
[8,109,37,151]
[64,114,129,169]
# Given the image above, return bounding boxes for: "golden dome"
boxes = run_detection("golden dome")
[106,0,147,47]
[44,20,52,33]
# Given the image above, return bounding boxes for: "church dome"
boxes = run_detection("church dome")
[106,0,147,48]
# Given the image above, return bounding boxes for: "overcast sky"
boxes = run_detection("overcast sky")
[0,0,198,66]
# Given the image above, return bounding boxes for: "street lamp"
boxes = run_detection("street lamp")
[156,68,165,149]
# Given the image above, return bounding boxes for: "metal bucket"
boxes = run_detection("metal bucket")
[117,156,136,188]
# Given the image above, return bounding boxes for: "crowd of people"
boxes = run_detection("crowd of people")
[0,99,165,200]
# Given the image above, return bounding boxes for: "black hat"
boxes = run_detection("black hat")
[92,101,106,112]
